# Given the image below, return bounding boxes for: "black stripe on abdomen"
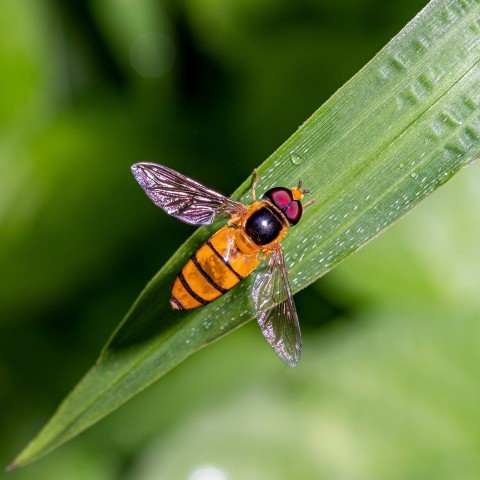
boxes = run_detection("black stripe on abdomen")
[170,295,185,310]
[178,271,209,305]
[206,240,244,281]
[191,254,228,294]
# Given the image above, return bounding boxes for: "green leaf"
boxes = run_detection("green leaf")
[11,0,480,468]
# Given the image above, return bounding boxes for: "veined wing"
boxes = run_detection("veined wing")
[131,162,246,225]
[252,243,302,367]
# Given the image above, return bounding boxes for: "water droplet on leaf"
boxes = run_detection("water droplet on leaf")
[290,152,304,166]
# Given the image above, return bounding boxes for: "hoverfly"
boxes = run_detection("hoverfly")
[131,162,315,367]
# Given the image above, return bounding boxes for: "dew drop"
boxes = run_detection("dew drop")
[290,152,304,166]
[399,163,404,168]
[410,172,418,178]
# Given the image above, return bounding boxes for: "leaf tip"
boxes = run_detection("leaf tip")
[5,462,17,473]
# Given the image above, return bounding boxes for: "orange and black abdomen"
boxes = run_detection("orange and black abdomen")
[170,225,259,310]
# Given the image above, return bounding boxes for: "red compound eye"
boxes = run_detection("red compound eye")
[284,200,302,225]
[263,187,303,225]
[265,187,292,209]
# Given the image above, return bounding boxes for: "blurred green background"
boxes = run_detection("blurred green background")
[3,0,480,479]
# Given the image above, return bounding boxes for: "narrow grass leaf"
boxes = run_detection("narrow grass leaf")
[12,0,480,468]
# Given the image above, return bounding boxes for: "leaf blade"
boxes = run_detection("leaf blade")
[13,0,480,467]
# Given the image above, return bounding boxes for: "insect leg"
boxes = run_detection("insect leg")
[251,168,259,201]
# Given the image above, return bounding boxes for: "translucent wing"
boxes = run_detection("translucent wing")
[131,162,246,225]
[252,243,302,367]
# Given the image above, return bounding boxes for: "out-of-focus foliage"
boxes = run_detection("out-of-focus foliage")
[2,0,480,479]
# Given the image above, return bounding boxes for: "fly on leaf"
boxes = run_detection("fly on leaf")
[131,163,315,367]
